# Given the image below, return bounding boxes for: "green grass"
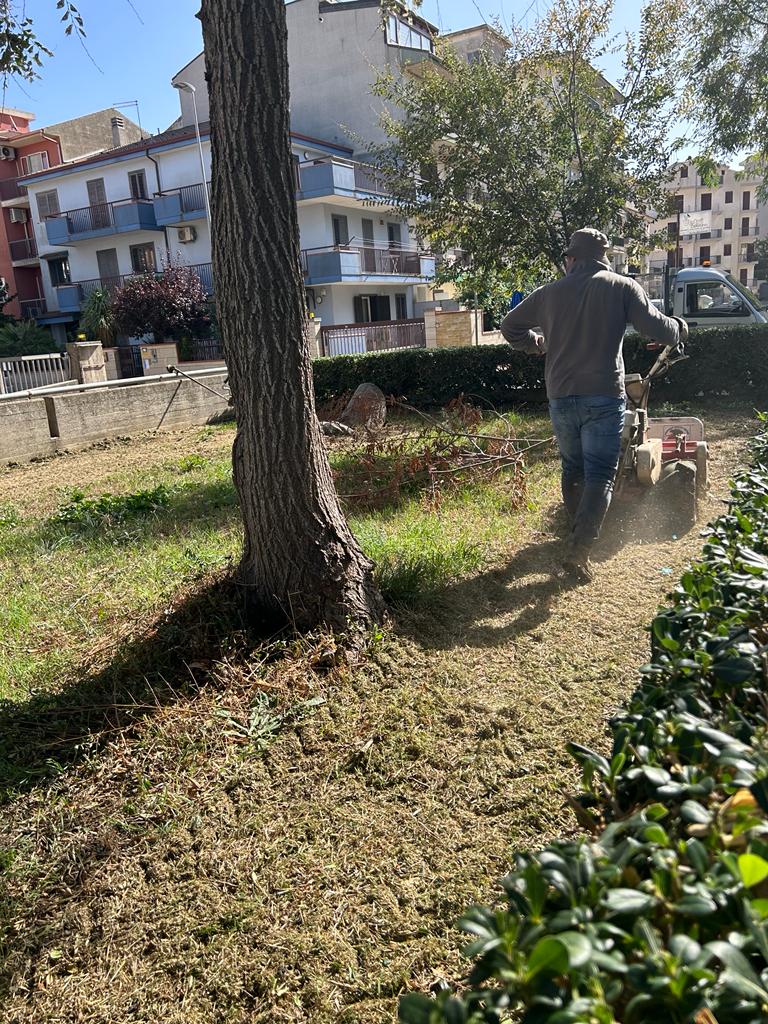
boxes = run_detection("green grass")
[0,414,558,702]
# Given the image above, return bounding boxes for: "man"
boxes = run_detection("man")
[500,227,687,582]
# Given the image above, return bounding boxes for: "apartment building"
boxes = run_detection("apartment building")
[20,114,434,348]
[647,159,766,290]
[0,107,143,321]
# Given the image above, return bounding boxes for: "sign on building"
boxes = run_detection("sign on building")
[680,210,712,234]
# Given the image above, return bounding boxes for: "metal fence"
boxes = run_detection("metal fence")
[9,237,37,261]
[19,298,47,319]
[319,318,426,357]
[0,352,71,394]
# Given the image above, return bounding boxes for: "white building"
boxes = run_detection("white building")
[20,117,435,350]
[646,159,766,291]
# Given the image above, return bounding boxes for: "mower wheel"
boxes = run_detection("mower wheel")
[658,459,698,532]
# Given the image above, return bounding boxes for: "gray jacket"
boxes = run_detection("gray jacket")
[500,260,680,399]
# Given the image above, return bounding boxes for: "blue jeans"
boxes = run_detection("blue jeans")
[548,395,625,549]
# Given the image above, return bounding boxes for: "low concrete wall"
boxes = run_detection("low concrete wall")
[47,372,230,448]
[0,398,56,464]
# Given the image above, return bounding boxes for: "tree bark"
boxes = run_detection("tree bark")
[198,0,385,634]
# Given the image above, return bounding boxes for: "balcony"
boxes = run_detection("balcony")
[301,243,435,285]
[54,262,214,313]
[19,298,47,319]
[683,255,722,267]
[741,225,761,237]
[154,182,210,226]
[0,177,28,206]
[296,158,390,205]
[9,237,38,264]
[680,228,723,241]
[45,198,161,245]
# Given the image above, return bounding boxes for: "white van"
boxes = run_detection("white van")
[637,266,767,328]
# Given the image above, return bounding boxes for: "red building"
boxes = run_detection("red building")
[0,106,143,322]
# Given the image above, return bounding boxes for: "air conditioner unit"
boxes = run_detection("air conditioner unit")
[9,207,27,223]
[0,146,16,160]
[177,226,197,243]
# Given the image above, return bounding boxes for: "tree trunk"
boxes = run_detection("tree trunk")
[198,0,385,634]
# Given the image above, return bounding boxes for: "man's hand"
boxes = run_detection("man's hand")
[533,332,546,355]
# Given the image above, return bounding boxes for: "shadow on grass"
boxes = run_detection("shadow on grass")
[397,537,579,651]
[0,574,252,802]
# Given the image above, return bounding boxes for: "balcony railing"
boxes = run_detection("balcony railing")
[155,182,210,214]
[301,242,430,279]
[681,228,723,241]
[58,262,215,310]
[741,225,761,236]
[47,197,158,240]
[0,178,27,202]
[19,298,47,319]
[9,237,37,261]
[297,157,390,198]
[683,255,723,267]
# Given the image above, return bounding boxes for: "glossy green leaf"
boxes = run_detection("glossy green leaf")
[738,853,768,888]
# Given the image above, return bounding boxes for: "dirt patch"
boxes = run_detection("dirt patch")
[0,405,754,1024]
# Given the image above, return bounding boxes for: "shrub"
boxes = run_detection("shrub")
[313,325,768,408]
[112,265,211,342]
[0,320,56,357]
[51,486,170,530]
[79,288,117,345]
[400,416,768,1024]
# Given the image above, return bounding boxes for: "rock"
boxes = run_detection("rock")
[320,420,354,437]
[339,383,387,430]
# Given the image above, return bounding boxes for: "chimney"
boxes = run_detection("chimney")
[111,115,127,149]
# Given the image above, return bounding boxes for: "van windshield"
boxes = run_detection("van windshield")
[725,273,767,310]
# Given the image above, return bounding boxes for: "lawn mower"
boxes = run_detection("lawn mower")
[614,342,709,529]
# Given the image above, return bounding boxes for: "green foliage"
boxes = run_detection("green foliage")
[371,0,686,280]
[79,288,117,345]
[313,325,768,408]
[50,486,171,530]
[0,320,56,357]
[112,266,211,342]
[400,420,768,1022]
[687,1,768,168]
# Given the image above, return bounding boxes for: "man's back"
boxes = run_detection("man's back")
[500,260,679,399]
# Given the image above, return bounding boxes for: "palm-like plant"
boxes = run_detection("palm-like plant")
[80,288,117,345]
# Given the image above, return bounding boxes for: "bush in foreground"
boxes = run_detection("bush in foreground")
[401,417,768,1023]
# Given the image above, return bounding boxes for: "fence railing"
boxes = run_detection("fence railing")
[19,298,47,319]
[9,237,38,261]
[0,351,70,394]
[302,243,427,277]
[182,337,224,362]
[319,318,425,357]
[741,226,761,237]
[54,197,155,235]
[155,182,211,213]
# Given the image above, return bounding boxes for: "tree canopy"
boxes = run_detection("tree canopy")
[370,0,685,284]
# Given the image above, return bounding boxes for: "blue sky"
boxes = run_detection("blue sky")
[1,0,642,135]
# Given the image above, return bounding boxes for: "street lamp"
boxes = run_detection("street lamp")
[172,80,212,232]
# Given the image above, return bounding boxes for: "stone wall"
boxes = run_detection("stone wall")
[0,398,56,464]
[424,308,504,349]
[0,372,230,465]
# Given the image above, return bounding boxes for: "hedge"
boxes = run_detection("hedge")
[400,417,768,1024]
[313,325,768,408]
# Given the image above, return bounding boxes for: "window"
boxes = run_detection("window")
[386,14,434,52]
[36,189,60,219]
[47,255,70,287]
[724,243,732,256]
[387,222,402,247]
[467,50,483,65]
[746,243,756,262]
[674,194,684,212]
[686,281,745,317]
[743,191,751,210]
[20,151,49,175]
[128,170,148,200]
[395,293,408,319]
[129,242,156,274]
[725,190,733,203]
[741,217,751,236]
[724,217,733,230]
[680,164,688,178]
[331,214,349,246]
[667,221,677,240]
[700,193,712,211]
[699,245,710,263]
[740,268,748,285]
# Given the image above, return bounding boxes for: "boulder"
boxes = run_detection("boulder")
[339,382,387,431]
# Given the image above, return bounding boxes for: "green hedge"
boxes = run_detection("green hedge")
[313,325,768,408]
[400,418,768,1024]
